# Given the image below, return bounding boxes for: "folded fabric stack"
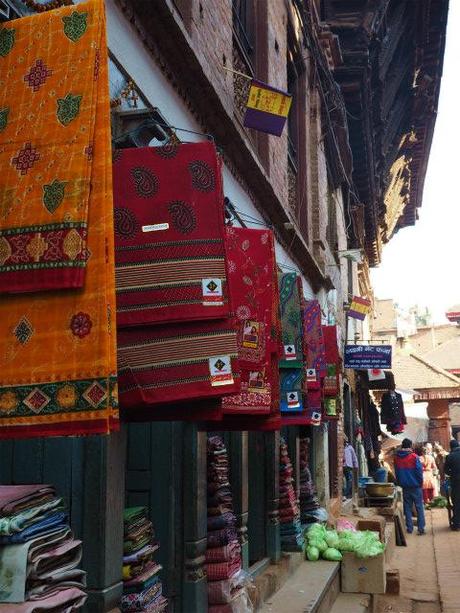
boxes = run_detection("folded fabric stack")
[121,507,167,613]
[279,440,304,552]
[298,438,320,525]
[207,436,248,611]
[0,485,86,612]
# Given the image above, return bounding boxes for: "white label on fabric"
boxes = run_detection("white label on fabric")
[287,391,300,409]
[209,355,234,386]
[284,344,297,360]
[306,368,317,380]
[142,223,170,232]
[202,278,224,306]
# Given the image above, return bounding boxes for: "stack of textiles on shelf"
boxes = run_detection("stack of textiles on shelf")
[207,436,250,612]
[114,141,241,422]
[122,507,167,613]
[0,485,86,611]
[298,438,321,526]
[279,439,304,552]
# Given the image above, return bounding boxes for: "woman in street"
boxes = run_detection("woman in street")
[420,445,438,504]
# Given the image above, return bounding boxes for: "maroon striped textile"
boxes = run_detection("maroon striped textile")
[113,142,230,327]
[118,319,240,410]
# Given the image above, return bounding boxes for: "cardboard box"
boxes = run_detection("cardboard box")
[356,516,386,542]
[341,551,386,594]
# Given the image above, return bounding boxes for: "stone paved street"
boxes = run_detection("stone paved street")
[376,508,460,613]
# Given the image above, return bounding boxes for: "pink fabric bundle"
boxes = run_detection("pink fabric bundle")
[205,539,240,564]
[205,559,241,582]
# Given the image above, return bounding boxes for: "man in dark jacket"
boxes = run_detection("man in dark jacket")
[444,439,460,530]
[394,438,425,535]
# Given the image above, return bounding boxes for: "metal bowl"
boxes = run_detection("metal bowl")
[365,482,394,498]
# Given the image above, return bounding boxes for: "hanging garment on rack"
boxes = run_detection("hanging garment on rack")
[380,391,407,431]
[0,0,118,439]
[113,141,230,327]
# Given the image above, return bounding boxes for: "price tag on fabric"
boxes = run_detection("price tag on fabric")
[248,370,267,393]
[242,320,261,349]
[287,391,300,409]
[306,368,317,382]
[202,278,223,306]
[209,355,234,386]
[283,344,297,360]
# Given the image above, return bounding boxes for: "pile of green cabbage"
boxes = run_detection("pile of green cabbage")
[303,523,385,562]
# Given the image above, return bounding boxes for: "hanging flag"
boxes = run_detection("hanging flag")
[243,80,292,137]
[368,368,386,381]
[348,296,372,321]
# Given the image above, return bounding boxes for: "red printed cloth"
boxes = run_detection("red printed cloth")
[222,228,276,416]
[118,318,240,410]
[205,539,241,563]
[302,300,326,389]
[322,325,340,396]
[206,559,241,582]
[113,142,229,327]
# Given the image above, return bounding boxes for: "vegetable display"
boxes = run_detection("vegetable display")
[303,524,385,561]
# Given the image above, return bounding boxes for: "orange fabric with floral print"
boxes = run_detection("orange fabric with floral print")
[0,0,105,292]
[0,0,118,438]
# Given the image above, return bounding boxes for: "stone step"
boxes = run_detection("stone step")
[259,560,340,613]
[330,593,372,613]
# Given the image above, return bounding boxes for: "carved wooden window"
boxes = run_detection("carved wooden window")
[233,0,255,71]
[232,0,256,122]
[286,32,308,238]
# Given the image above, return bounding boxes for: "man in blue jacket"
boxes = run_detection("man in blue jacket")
[394,438,425,535]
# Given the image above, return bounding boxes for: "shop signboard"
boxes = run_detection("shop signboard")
[344,344,392,370]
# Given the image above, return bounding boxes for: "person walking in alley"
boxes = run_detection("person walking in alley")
[420,445,437,504]
[343,436,358,499]
[444,440,460,530]
[394,438,425,535]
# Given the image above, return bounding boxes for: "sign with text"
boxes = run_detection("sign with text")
[344,345,392,370]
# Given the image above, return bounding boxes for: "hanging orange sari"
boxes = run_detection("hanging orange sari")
[0,0,117,438]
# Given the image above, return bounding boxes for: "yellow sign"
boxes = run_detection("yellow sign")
[246,84,292,118]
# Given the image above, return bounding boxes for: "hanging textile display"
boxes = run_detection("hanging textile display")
[278,273,304,418]
[322,325,340,396]
[117,318,240,410]
[278,273,303,369]
[222,228,276,415]
[302,300,326,389]
[113,141,230,327]
[0,0,107,294]
[0,0,118,439]
[0,485,86,611]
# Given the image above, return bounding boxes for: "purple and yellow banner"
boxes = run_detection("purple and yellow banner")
[243,80,292,136]
[348,296,371,321]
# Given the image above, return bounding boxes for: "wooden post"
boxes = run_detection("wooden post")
[228,431,249,570]
[265,430,280,562]
[182,424,208,612]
